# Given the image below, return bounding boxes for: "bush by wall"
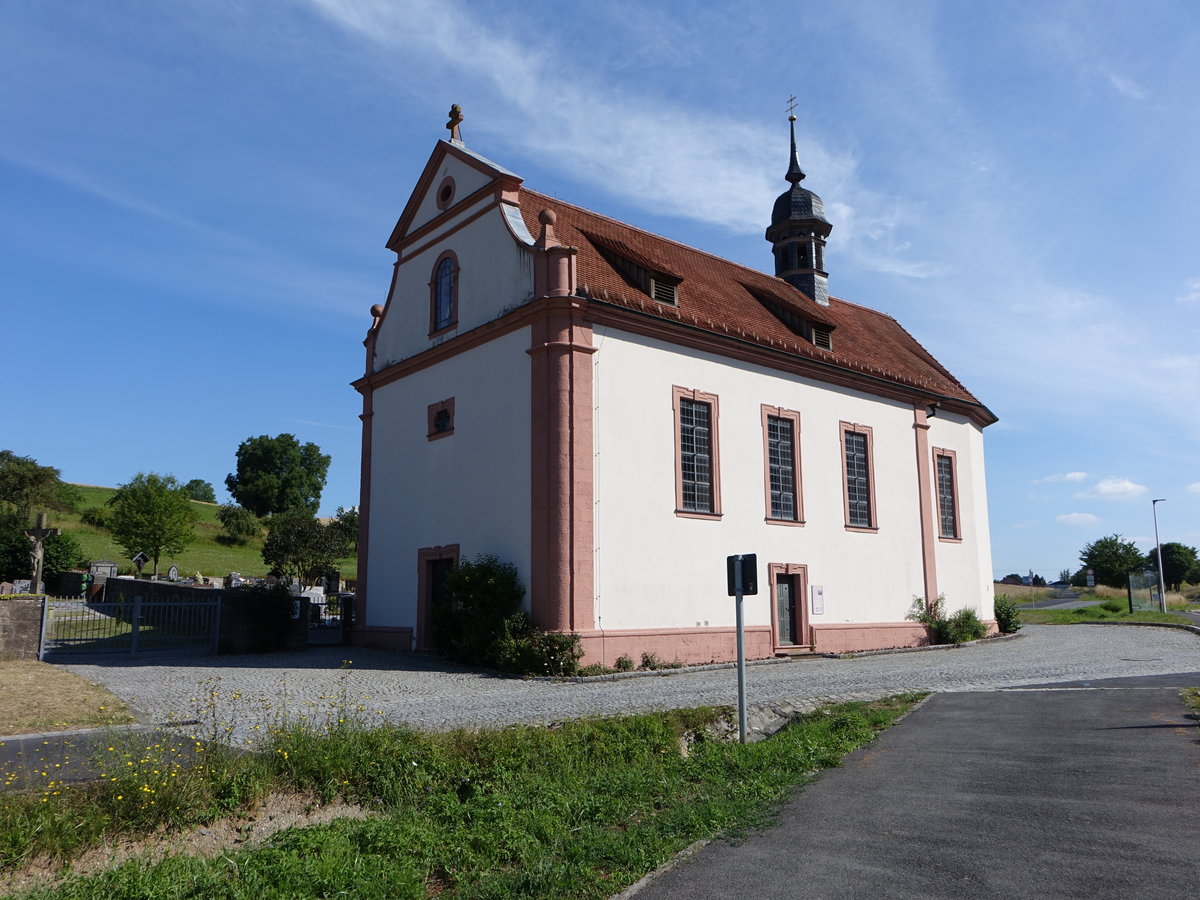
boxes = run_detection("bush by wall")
[993,594,1022,633]
[433,555,583,676]
[907,595,988,645]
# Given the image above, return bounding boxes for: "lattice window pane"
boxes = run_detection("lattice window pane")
[845,431,871,527]
[680,399,713,512]
[767,416,796,520]
[937,454,957,538]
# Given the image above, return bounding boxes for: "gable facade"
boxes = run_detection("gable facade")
[352,123,996,665]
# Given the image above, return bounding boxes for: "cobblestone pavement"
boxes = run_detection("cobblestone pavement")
[58,625,1199,746]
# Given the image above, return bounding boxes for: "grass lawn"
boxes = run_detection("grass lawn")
[0,662,134,734]
[0,693,925,898]
[58,485,356,581]
[1018,606,1191,626]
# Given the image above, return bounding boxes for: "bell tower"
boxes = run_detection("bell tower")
[766,112,832,306]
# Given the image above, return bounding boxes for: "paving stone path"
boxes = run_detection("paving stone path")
[59,624,1199,747]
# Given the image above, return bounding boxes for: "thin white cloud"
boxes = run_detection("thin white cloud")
[1187,482,1200,494]
[1034,471,1088,484]
[1076,477,1148,500]
[1177,278,1200,305]
[0,150,237,243]
[1107,72,1148,101]
[300,0,927,277]
[1057,512,1100,526]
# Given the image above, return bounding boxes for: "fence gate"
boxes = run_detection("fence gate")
[39,595,221,660]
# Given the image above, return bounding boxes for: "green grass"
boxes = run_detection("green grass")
[2,694,924,898]
[58,485,355,581]
[1018,606,1191,626]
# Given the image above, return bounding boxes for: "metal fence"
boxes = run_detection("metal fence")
[306,594,348,645]
[39,595,221,660]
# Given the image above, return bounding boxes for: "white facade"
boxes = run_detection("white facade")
[353,134,996,662]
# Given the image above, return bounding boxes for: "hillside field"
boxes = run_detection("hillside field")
[59,485,356,580]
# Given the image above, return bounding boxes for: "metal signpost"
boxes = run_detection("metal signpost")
[726,553,757,744]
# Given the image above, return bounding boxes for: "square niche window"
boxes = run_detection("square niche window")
[427,398,455,440]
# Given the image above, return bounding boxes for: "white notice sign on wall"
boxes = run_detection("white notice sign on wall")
[811,585,825,616]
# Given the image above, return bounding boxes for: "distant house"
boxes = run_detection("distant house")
[350,110,997,665]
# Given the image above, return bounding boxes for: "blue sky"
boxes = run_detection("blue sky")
[2,0,1197,580]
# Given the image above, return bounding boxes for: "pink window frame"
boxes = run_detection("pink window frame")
[840,421,878,532]
[768,562,810,649]
[428,249,459,337]
[416,544,460,651]
[427,397,455,441]
[672,385,722,519]
[761,404,804,525]
[933,447,963,542]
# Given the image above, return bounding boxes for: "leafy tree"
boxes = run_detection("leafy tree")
[0,451,76,526]
[1058,569,1072,584]
[0,529,83,586]
[1145,542,1199,591]
[107,473,197,579]
[999,574,1023,586]
[1078,534,1145,588]
[225,434,331,517]
[217,504,261,545]
[182,479,217,503]
[261,514,342,590]
[1031,574,1047,587]
[331,506,359,556]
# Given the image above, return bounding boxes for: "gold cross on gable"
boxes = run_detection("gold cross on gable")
[786,95,797,118]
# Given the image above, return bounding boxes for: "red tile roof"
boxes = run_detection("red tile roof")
[519,190,991,417]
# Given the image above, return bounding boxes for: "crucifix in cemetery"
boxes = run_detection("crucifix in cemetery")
[23,512,60,595]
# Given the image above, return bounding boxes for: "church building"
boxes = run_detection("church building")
[350,107,997,665]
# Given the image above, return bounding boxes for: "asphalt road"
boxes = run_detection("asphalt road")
[628,672,1200,899]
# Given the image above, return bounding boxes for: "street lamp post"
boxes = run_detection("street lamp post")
[1152,498,1167,614]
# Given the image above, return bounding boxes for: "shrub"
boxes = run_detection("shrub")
[943,607,988,644]
[907,595,948,644]
[433,555,526,668]
[80,506,111,530]
[615,653,635,672]
[993,594,1022,634]
[217,504,260,545]
[907,596,987,644]
[638,652,682,671]
[494,613,584,677]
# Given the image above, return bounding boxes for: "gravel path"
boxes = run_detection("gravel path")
[59,625,1199,746]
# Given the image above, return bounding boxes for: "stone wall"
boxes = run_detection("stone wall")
[0,596,44,661]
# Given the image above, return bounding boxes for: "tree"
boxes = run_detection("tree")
[225,434,331,518]
[1145,542,1199,591]
[261,514,342,590]
[217,504,261,545]
[0,450,76,526]
[107,473,197,579]
[330,506,359,556]
[1058,569,1072,584]
[182,479,217,503]
[1078,534,1145,588]
[1031,574,1047,587]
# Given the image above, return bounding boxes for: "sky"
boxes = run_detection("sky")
[2,0,1197,581]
